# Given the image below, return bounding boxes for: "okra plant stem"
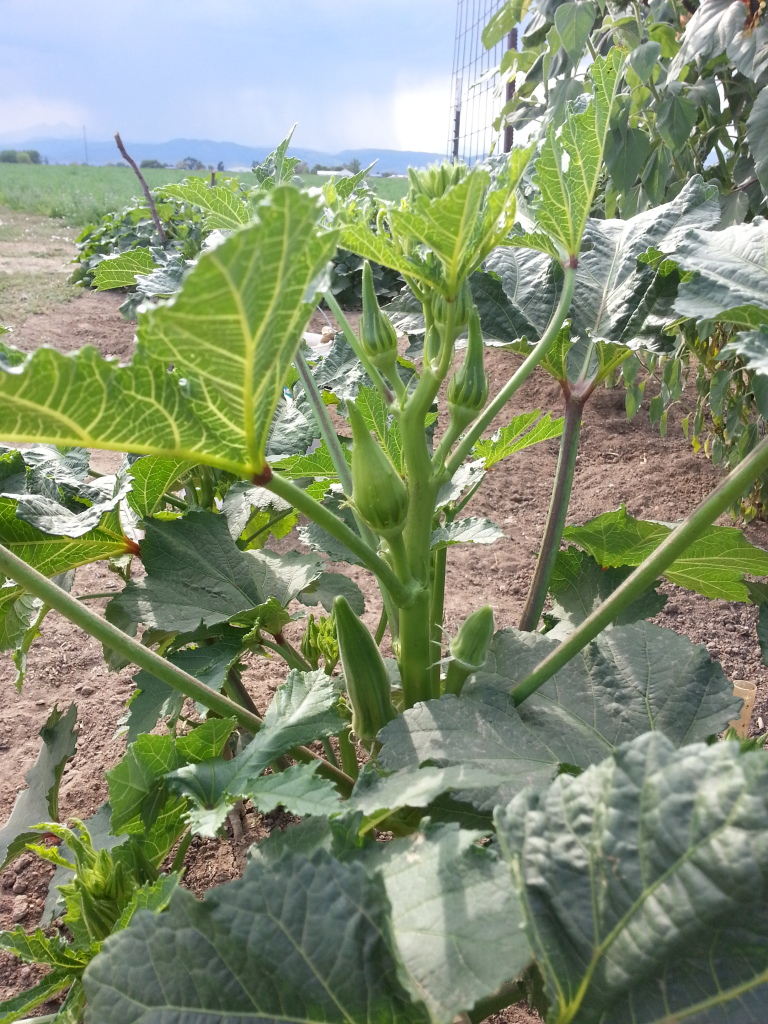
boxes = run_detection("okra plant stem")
[445,266,578,478]
[265,472,415,606]
[0,541,355,794]
[512,431,768,703]
[0,540,264,733]
[518,392,584,631]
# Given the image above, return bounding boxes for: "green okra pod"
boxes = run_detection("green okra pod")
[334,595,397,744]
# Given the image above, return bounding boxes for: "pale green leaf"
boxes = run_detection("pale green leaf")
[126,456,195,517]
[159,179,250,230]
[747,88,768,197]
[431,517,505,550]
[0,187,338,478]
[0,704,78,870]
[562,505,768,600]
[473,411,564,468]
[533,48,623,257]
[94,248,157,291]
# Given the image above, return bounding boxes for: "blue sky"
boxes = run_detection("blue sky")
[1,0,460,152]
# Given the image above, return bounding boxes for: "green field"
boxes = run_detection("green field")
[0,165,409,227]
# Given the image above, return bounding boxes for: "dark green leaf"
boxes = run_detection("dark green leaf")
[628,40,662,83]
[297,571,365,615]
[83,851,427,1024]
[604,126,651,194]
[656,85,698,150]
[496,734,768,1023]
[376,822,529,1024]
[668,218,768,329]
[747,88,768,197]
[546,547,666,638]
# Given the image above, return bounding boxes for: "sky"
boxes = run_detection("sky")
[0,0,461,153]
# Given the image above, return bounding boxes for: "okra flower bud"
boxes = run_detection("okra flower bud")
[360,260,398,379]
[444,604,494,696]
[347,399,408,538]
[334,595,397,744]
[447,307,488,432]
[433,278,473,333]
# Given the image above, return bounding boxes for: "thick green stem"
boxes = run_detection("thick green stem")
[445,266,578,477]
[261,637,312,673]
[430,545,447,697]
[512,432,768,704]
[265,472,414,606]
[337,727,359,779]
[519,393,584,631]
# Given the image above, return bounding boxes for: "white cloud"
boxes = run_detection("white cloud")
[392,75,452,153]
[0,95,89,139]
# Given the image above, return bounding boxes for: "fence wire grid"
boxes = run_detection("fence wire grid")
[447,0,509,164]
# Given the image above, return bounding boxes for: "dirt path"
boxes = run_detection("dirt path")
[1,228,767,1021]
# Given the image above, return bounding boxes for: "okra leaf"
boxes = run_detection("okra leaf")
[0,925,92,969]
[83,851,427,1024]
[221,480,292,538]
[159,179,250,230]
[93,247,157,290]
[0,969,73,1023]
[0,500,132,576]
[471,246,556,342]
[562,505,768,600]
[271,443,347,481]
[371,621,738,812]
[431,517,505,550]
[546,547,666,639]
[297,571,365,615]
[166,670,346,835]
[298,491,363,564]
[374,821,529,1024]
[107,717,236,834]
[531,49,623,258]
[747,88,768,195]
[110,512,321,632]
[666,218,768,328]
[14,472,132,539]
[0,704,78,870]
[720,326,768,375]
[0,187,338,478]
[472,411,564,468]
[670,0,768,81]
[125,455,196,517]
[232,762,343,818]
[117,638,245,743]
[496,734,768,1023]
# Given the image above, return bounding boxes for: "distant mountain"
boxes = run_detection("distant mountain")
[2,135,446,173]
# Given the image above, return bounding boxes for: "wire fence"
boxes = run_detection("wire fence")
[447,0,512,165]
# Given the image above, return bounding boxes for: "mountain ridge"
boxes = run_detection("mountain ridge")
[1,135,446,173]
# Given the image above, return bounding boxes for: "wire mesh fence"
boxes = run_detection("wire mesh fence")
[447,0,512,164]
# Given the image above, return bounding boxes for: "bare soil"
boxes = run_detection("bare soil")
[1,247,767,1021]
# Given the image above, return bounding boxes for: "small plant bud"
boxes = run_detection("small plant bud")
[334,595,397,744]
[444,605,495,696]
[447,307,488,432]
[360,260,399,379]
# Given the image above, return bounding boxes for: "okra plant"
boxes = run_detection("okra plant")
[2,46,768,1024]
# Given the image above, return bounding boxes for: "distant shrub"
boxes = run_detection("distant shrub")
[140,159,166,169]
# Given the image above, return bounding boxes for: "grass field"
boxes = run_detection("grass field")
[0,165,409,227]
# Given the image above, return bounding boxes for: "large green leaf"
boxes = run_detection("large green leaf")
[375,822,529,1024]
[83,851,427,1023]
[562,505,768,600]
[546,547,666,639]
[362,621,739,813]
[555,1,596,67]
[159,179,250,230]
[531,49,622,258]
[667,218,768,328]
[0,704,78,870]
[747,88,768,195]
[496,733,768,1023]
[0,187,338,477]
[93,248,157,291]
[110,512,322,632]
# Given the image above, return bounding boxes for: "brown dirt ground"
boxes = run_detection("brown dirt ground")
[1,274,767,1022]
